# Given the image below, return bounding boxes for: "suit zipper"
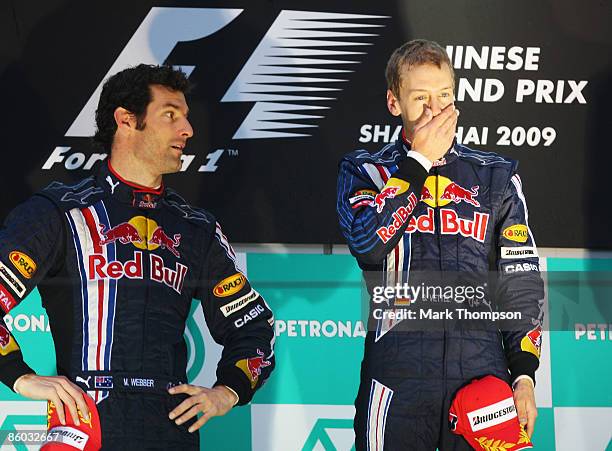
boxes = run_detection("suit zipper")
[433,168,447,382]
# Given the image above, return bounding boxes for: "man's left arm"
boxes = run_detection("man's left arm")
[169,221,275,432]
[495,173,544,438]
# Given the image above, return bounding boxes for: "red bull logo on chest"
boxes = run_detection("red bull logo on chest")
[98,216,182,258]
[88,251,188,294]
[377,207,489,243]
[421,176,480,208]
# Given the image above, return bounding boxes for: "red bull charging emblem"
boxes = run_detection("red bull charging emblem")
[98,216,181,258]
[0,324,20,356]
[421,176,480,208]
[236,349,272,389]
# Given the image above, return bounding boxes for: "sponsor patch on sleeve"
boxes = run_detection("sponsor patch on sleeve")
[349,189,377,209]
[521,326,542,358]
[213,273,246,298]
[384,178,410,195]
[500,247,538,259]
[220,289,259,317]
[0,324,20,356]
[0,262,26,298]
[235,349,272,389]
[0,283,18,314]
[502,225,529,243]
[502,262,539,274]
[9,251,37,279]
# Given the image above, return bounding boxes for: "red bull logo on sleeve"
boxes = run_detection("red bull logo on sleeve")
[375,193,419,243]
[372,178,410,213]
[521,326,542,358]
[0,324,20,356]
[98,217,181,258]
[421,176,480,208]
[236,349,272,388]
[373,186,400,213]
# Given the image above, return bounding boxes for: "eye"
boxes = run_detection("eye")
[165,111,175,119]
[415,95,427,101]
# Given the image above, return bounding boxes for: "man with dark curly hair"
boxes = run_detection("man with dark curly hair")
[0,64,275,449]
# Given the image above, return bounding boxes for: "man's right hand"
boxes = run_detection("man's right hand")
[411,103,459,163]
[14,374,91,426]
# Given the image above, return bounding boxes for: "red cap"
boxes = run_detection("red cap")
[42,394,102,451]
[449,375,533,450]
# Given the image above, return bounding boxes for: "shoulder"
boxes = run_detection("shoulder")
[454,143,518,171]
[37,176,106,211]
[340,141,407,188]
[342,140,405,167]
[163,188,216,230]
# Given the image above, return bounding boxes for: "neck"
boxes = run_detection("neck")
[108,151,162,188]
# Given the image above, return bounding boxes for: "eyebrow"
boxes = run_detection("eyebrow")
[162,102,189,115]
[407,86,454,93]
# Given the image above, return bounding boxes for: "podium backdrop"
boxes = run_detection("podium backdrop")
[1,2,611,450]
[1,252,611,450]
[1,0,611,248]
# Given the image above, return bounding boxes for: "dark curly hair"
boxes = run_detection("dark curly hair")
[386,39,454,99]
[93,64,190,151]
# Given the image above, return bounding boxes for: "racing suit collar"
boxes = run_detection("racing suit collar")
[400,128,458,167]
[97,161,165,210]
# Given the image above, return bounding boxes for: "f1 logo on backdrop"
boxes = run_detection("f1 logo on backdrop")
[44,7,387,172]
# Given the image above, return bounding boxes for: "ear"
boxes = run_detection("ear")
[386,89,402,117]
[113,107,136,130]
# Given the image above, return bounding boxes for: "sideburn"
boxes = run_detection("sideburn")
[135,116,147,131]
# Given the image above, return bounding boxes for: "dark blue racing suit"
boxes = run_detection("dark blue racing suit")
[337,136,544,450]
[0,162,275,450]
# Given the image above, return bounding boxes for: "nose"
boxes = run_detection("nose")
[429,97,443,116]
[180,118,194,138]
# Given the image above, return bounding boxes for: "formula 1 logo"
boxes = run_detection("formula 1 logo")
[43,8,388,172]
[221,10,387,139]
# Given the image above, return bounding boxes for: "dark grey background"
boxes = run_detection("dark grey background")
[1,0,611,247]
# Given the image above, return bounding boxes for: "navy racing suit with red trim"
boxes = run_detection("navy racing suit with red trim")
[0,162,275,450]
[337,137,544,451]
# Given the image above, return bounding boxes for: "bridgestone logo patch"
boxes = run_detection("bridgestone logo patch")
[45,426,89,450]
[467,397,517,432]
[500,247,538,259]
[220,289,259,317]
